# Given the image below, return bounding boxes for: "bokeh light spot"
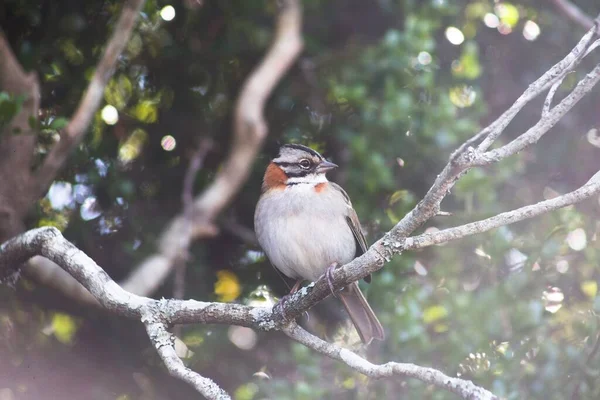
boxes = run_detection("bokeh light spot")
[495,3,520,28]
[214,270,241,302]
[566,228,587,251]
[498,23,513,35]
[119,129,148,164]
[523,20,541,41]
[161,135,177,151]
[101,105,118,125]
[587,128,600,148]
[445,27,465,45]
[414,260,427,276]
[556,259,569,274]
[160,5,176,21]
[228,326,257,351]
[542,287,564,313]
[48,181,73,210]
[80,196,102,221]
[417,51,432,65]
[449,85,476,108]
[483,13,499,28]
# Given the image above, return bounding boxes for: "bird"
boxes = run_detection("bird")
[254,143,384,344]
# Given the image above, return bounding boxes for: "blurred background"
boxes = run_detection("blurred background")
[1,0,600,399]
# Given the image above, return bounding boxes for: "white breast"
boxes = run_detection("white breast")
[254,184,356,282]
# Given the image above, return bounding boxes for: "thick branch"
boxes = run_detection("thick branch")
[117,0,303,297]
[283,322,497,400]
[4,171,599,395]
[0,226,492,400]
[0,30,40,172]
[0,30,40,241]
[33,0,146,197]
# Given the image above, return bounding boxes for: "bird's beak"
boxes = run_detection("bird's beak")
[317,160,338,172]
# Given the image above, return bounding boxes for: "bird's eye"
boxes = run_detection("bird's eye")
[298,159,311,169]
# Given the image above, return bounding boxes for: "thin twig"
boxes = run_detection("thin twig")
[182,139,214,212]
[174,139,214,300]
[173,139,213,336]
[283,321,497,400]
[551,0,596,30]
[475,23,598,153]
[542,73,569,117]
[477,62,600,166]
[404,173,600,250]
[449,23,598,161]
[543,36,600,117]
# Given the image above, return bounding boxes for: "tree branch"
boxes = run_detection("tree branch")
[475,21,598,153]
[404,171,600,250]
[0,29,40,171]
[116,0,303,297]
[283,321,497,400]
[0,29,40,240]
[0,226,493,399]
[18,0,146,305]
[141,306,231,400]
[552,0,596,30]
[450,21,598,162]
[174,139,213,336]
[264,19,600,327]
[474,62,600,166]
[33,0,146,198]
[3,173,599,396]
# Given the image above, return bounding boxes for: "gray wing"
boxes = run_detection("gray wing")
[331,182,371,283]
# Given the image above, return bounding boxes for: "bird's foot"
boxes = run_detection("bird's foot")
[325,262,340,298]
[274,279,303,321]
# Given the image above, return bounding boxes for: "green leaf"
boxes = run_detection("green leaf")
[104,75,134,110]
[49,117,69,130]
[28,115,39,130]
[51,312,78,344]
[422,305,448,324]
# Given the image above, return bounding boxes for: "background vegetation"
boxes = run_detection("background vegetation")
[1,0,600,398]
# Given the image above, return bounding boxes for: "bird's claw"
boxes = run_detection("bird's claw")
[326,262,339,298]
[274,293,292,320]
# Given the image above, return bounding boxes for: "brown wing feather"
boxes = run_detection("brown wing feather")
[331,182,371,283]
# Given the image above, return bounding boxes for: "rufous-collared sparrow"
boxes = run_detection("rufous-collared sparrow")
[254,144,384,344]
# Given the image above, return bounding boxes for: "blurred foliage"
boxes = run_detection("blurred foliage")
[0,91,26,131]
[1,0,600,399]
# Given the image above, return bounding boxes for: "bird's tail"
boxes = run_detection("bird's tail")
[338,282,384,344]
